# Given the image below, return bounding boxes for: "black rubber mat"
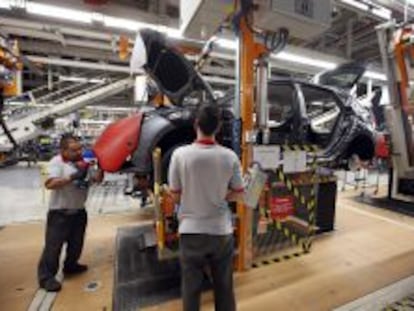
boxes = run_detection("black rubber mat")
[113,224,182,311]
[354,195,414,217]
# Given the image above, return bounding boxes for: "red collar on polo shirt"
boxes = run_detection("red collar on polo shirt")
[61,153,71,163]
[195,138,216,145]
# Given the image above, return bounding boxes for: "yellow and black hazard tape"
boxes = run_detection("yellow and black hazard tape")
[251,145,325,267]
[272,220,307,249]
[281,144,319,152]
[253,144,338,263]
[276,168,318,216]
[303,152,318,252]
[316,175,337,183]
[251,250,309,268]
[275,147,319,253]
[277,169,307,205]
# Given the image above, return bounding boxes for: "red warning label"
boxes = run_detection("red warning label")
[270,196,294,221]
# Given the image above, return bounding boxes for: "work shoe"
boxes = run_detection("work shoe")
[40,278,62,292]
[63,263,88,275]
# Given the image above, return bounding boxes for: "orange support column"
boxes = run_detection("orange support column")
[236,17,255,271]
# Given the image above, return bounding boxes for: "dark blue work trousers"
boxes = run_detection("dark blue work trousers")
[179,233,236,311]
[37,209,87,285]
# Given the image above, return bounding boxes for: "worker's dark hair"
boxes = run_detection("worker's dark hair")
[196,103,221,136]
[59,133,78,150]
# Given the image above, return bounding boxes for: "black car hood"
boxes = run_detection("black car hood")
[137,29,215,105]
[313,62,366,91]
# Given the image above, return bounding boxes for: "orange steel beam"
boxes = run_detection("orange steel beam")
[236,17,255,272]
[394,38,414,115]
[235,5,271,271]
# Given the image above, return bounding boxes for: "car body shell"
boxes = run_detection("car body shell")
[94,29,378,177]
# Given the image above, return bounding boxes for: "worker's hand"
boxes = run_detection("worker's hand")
[225,189,245,202]
[70,161,89,181]
[161,184,171,195]
[72,179,89,189]
[92,168,104,183]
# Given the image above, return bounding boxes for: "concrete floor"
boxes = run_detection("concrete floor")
[0,163,140,226]
[0,163,388,226]
[0,163,412,311]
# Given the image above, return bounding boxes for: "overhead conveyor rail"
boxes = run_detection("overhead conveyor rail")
[4,74,112,121]
[0,77,134,151]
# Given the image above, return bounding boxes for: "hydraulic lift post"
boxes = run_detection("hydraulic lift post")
[236,15,268,271]
[377,22,414,202]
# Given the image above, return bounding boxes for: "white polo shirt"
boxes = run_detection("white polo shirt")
[47,155,88,210]
[168,140,244,235]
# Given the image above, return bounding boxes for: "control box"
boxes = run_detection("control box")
[253,0,331,40]
[180,0,331,40]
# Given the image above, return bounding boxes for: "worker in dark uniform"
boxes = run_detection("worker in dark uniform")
[37,134,103,292]
[168,103,244,311]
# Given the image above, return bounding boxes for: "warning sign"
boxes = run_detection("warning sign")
[270,196,294,221]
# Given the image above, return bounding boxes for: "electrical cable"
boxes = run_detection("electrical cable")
[239,0,289,54]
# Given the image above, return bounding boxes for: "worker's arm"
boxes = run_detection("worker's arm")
[168,151,182,204]
[162,185,181,204]
[45,177,72,190]
[44,159,70,189]
[45,169,87,189]
[44,159,89,190]
[90,167,104,184]
[226,189,244,202]
[170,190,181,205]
[226,154,245,202]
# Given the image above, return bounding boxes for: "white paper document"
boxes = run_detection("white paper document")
[253,145,280,169]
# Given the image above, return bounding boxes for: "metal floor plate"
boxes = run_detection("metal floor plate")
[354,196,414,217]
[113,224,182,311]
[382,294,414,310]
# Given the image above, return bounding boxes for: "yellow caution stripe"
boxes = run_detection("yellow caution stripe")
[281,144,319,152]
[251,250,309,268]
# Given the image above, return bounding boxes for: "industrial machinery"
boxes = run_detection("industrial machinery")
[0,75,134,167]
[94,29,379,181]
[180,0,331,41]
[0,35,24,166]
[95,0,340,273]
[377,21,414,201]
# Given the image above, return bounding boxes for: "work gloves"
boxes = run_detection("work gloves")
[70,161,90,189]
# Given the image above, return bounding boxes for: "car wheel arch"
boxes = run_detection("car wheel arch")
[346,134,375,161]
[156,126,195,182]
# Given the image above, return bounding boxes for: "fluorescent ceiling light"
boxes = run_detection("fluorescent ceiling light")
[24,2,182,38]
[58,76,105,83]
[26,2,93,23]
[162,27,182,39]
[215,38,237,50]
[215,38,338,71]
[10,0,25,8]
[104,16,182,38]
[340,0,392,20]
[18,1,387,82]
[371,7,392,20]
[340,0,369,11]
[364,71,386,81]
[103,16,147,31]
[273,51,338,70]
[0,0,11,9]
[91,12,105,24]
